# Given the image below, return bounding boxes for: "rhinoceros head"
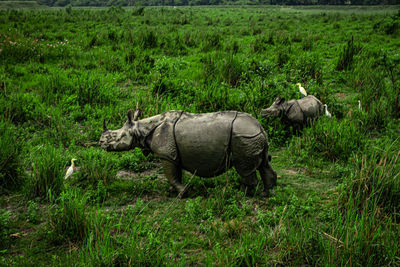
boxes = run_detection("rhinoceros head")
[99,109,142,151]
[261,97,285,118]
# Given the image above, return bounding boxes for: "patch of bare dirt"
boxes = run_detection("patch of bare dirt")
[116,169,162,180]
[335,92,347,99]
[116,163,163,181]
[281,168,305,176]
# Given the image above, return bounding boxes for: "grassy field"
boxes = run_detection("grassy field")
[1,5,399,266]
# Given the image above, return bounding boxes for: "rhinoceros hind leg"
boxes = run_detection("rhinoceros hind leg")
[239,172,258,196]
[259,159,277,196]
[161,160,186,198]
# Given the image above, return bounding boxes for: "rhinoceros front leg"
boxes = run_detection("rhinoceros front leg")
[161,160,186,197]
[239,172,258,196]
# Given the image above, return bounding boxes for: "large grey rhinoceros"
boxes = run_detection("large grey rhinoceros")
[99,109,277,197]
[261,95,330,128]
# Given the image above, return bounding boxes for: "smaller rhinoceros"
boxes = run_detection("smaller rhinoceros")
[261,95,330,128]
[99,109,277,197]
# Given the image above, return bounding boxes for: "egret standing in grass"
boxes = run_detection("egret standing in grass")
[296,83,307,96]
[65,158,77,179]
[358,100,362,111]
[323,104,332,118]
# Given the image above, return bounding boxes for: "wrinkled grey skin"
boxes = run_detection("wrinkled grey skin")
[261,95,324,127]
[99,109,277,197]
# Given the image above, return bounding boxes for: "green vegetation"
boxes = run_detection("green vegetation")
[31,0,400,8]
[0,5,399,266]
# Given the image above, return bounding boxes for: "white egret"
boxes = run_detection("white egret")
[64,158,78,179]
[323,104,332,118]
[358,100,362,111]
[296,83,307,96]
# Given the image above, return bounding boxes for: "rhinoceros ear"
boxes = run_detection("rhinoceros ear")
[275,97,285,104]
[127,109,135,123]
[133,109,142,121]
[128,109,142,123]
[103,119,108,132]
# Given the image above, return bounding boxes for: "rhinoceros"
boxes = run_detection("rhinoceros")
[99,109,277,197]
[261,95,330,128]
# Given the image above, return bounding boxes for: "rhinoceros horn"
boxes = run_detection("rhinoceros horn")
[103,119,108,132]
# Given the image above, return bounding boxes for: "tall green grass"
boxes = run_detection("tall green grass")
[0,121,23,192]
[27,145,65,200]
[288,117,365,163]
[75,147,117,188]
[47,188,90,244]
[331,148,400,265]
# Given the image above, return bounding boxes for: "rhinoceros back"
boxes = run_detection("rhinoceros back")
[174,111,237,177]
[297,95,323,119]
[174,111,267,178]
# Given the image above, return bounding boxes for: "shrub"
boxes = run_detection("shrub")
[0,121,23,192]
